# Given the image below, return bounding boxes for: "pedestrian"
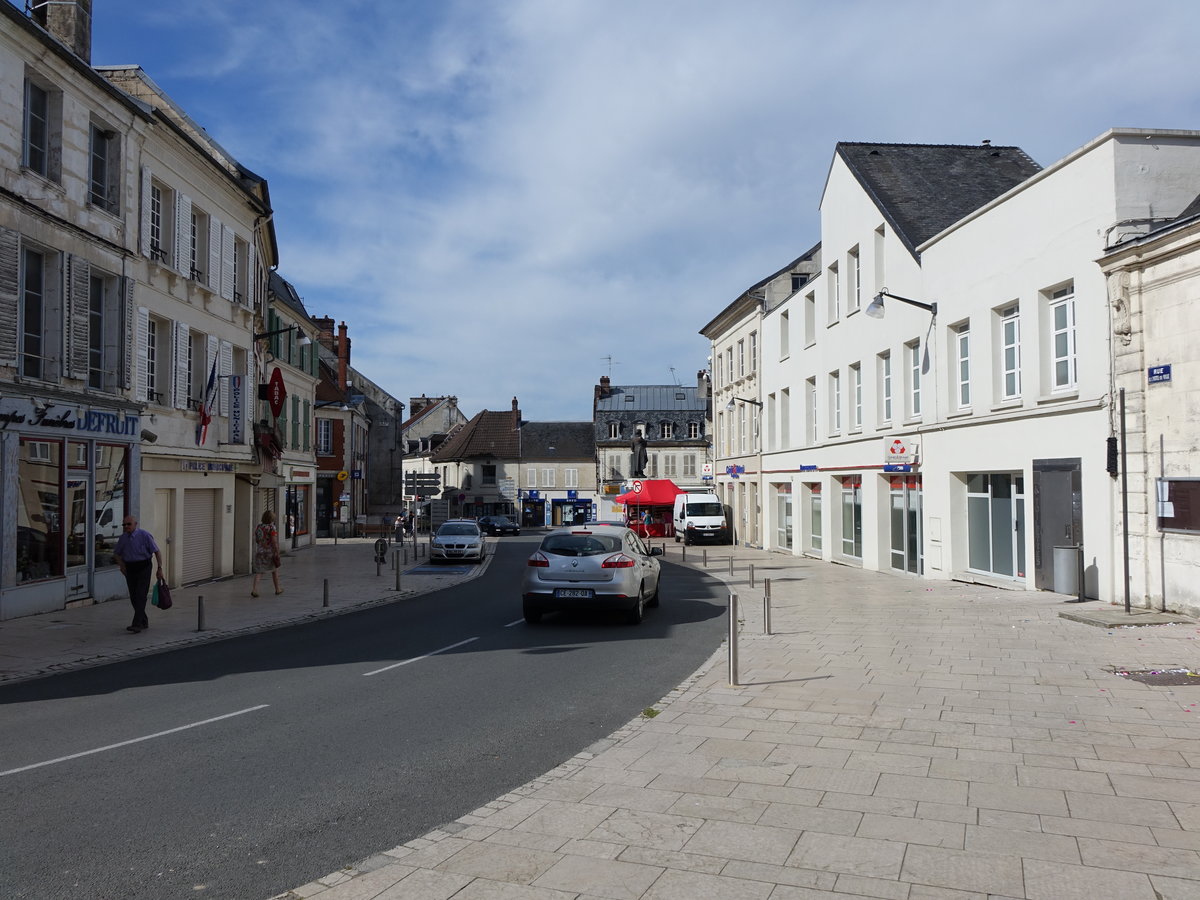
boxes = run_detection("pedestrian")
[251,510,282,597]
[113,515,164,634]
[394,514,404,543]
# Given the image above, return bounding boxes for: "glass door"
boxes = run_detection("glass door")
[967,473,1026,579]
[65,473,92,600]
[890,475,923,574]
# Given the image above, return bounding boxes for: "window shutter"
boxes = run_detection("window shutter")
[0,226,19,366]
[135,306,149,402]
[208,216,222,292]
[246,240,257,309]
[175,193,191,273]
[173,321,190,409]
[206,334,219,409]
[303,400,311,451]
[122,277,135,390]
[221,227,235,301]
[219,340,233,417]
[66,254,90,381]
[139,167,152,258]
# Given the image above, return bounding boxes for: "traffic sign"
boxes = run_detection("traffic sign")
[404,473,441,486]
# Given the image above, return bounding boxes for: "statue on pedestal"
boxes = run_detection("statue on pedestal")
[630,433,648,478]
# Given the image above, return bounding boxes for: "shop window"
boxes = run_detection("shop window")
[18,438,62,583]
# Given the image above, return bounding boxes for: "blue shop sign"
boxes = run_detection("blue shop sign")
[883,464,912,473]
[1148,364,1172,384]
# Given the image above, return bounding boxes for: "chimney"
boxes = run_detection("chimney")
[698,369,710,396]
[34,0,92,63]
[313,316,336,351]
[512,397,520,431]
[337,322,350,396]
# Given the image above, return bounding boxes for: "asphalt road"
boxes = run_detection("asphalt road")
[0,537,729,900]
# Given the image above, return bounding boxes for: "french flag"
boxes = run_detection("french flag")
[195,356,219,446]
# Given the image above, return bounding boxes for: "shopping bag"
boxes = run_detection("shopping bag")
[150,581,160,607]
[156,576,173,610]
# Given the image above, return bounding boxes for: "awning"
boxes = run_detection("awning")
[614,479,683,506]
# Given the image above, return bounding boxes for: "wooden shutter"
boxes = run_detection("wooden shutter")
[139,167,152,258]
[135,306,149,402]
[246,239,257,309]
[221,227,235,301]
[123,277,136,390]
[219,340,233,417]
[175,193,191,274]
[208,216,222,292]
[0,227,19,367]
[173,321,190,408]
[66,254,90,381]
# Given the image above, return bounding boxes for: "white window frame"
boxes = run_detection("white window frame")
[1000,304,1021,400]
[565,468,578,488]
[780,310,790,358]
[879,351,892,425]
[661,421,674,439]
[850,362,862,431]
[955,322,971,410]
[526,467,537,488]
[749,332,758,373]
[737,339,745,378]
[688,421,700,439]
[608,421,620,439]
[828,262,840,323]
[829,370,841,434]
[806,378,817,445]
[848,246,861,313]
[804,292,816,346]
[1049,286,1076,392]
[907,339,922,418]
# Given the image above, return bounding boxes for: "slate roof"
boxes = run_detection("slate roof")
[268,271,312,320]
[1176,191,1200,222]
[595,385,706,413]
[430,409,520,461]
[836,142,1042,259]
[519,422,595,460]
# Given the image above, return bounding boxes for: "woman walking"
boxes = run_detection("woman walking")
[251,510,282,597]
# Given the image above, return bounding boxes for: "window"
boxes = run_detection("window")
[688,421,700,439]
[804,292,816,346]
[829,370,841,434]
[89,123,120,213]
[234,236,249,304]
[850,362,862,431]
[828,262,840,322]
[290,396,300,448]
[715,352,724,388]
[878,351,892,424]
[20,245,62,381]
[565,468,578,488]
[780,386,790,447]
[806,377,817,445]
[317,418,333,454]
[683,454,696,477]
[907,339,922,418]
[739,403,748,453]
[1049,285,1076,392]
[663,455,677,476]
[848,246,861,313]
[808,483,822,553]
[780,310,790,358]
[662,421,674,439]
[23,75,61,181]
[955,322,971,410]
[189,207,209,282]
[17,438,62,583]
[146,317,160,403]
[526,467,537,488]
[726,348,733,384]
[482,464,496,486]
[1158,479,1200,533]
[749,332,758,373]
[718,412,726,457]
[607,421,620,439]
[1000,304,1021,400]
[737,339,745,378]
[840,475,863,559]
[874,225,886,292]
[88,271,121,391]
[542,468,555,488]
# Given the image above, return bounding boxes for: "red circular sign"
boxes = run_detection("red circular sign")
[268,367,288,418]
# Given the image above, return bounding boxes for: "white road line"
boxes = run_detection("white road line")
[362,637,479,676]
[0,705,270,778]
[504,618,524,628]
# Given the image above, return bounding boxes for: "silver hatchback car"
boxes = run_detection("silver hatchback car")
[521,524,663,625]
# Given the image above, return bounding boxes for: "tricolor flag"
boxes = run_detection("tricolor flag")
[195,355,219,446]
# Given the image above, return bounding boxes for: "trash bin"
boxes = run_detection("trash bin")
[1053,545,1081,596]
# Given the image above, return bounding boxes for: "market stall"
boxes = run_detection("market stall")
[613,479,683,539]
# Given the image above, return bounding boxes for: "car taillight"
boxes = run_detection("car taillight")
[601,553,636,569]
[527,552,550,567]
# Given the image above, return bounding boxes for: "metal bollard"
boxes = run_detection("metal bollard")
[749,563,755,589]
[763,578,772,635]
[196,594,205,632]
[728,555,734,575]
[682,545,687,563]
[323,578,330,608]
[394,549,402,591]
[703,548,708,567]
[728,592,739,686]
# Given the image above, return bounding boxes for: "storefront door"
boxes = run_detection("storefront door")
[889,475,923,574]
[65,473,92,601]
[967,473,1026,579]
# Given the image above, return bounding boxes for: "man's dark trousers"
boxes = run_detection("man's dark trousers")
[124,559,152,629]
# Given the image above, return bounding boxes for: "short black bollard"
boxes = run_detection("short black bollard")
[703,549,708,567]
[323,578,330,608]
[763,578,772,635]
[196,594,205,632]
[728,555,734,576]
[749,563,755,589]
[682,545,687,563]
[394,549,402,591]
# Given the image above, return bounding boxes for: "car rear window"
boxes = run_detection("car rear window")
[542,534,622,556]
[439,524,479,536]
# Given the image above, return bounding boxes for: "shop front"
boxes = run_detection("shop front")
[1,397,142,620]
[281,465,315,551]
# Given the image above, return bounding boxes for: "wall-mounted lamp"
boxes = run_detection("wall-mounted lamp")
[725,396,763,412]
[865,288,937,319]
[254,323,312,345]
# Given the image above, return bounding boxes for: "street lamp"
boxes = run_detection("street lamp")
[865,288,937,319]
[254,323,312,344]
[725,396,763,411]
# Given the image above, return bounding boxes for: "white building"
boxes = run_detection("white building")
[1100,199,1200,617]
[752,130,1200,604]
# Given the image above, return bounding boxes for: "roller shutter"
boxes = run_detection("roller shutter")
[181,489,217,583]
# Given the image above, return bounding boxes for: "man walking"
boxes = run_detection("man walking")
[114,516,164,633]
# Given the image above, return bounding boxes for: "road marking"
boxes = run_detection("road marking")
[504,618,524,628]
[362,637,479,676]
[0,705,270,777]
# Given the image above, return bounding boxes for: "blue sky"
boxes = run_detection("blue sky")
[83,0,1200,420]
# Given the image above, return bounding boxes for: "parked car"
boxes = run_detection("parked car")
[478,515,521,536]
[521,524,662,625]
[430,519,487,563]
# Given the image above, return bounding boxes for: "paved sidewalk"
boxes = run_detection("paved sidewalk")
[0,536,476,684]
[269,546,1200,900]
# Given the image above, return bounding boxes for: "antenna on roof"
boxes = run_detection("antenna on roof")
[601,355,620,377]
[669,367,681,385]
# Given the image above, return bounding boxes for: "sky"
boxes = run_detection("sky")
[80,0,1200,421]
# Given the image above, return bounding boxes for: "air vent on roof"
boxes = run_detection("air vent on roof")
[675,392,685,401]
[869,149,880,155]
[625,395,634,402]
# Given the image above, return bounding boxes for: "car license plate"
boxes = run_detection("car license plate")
[555,588,594,599]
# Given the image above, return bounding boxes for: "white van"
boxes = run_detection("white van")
[673,492,730,545]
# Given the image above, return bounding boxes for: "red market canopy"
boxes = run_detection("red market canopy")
[614,479,683,506]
